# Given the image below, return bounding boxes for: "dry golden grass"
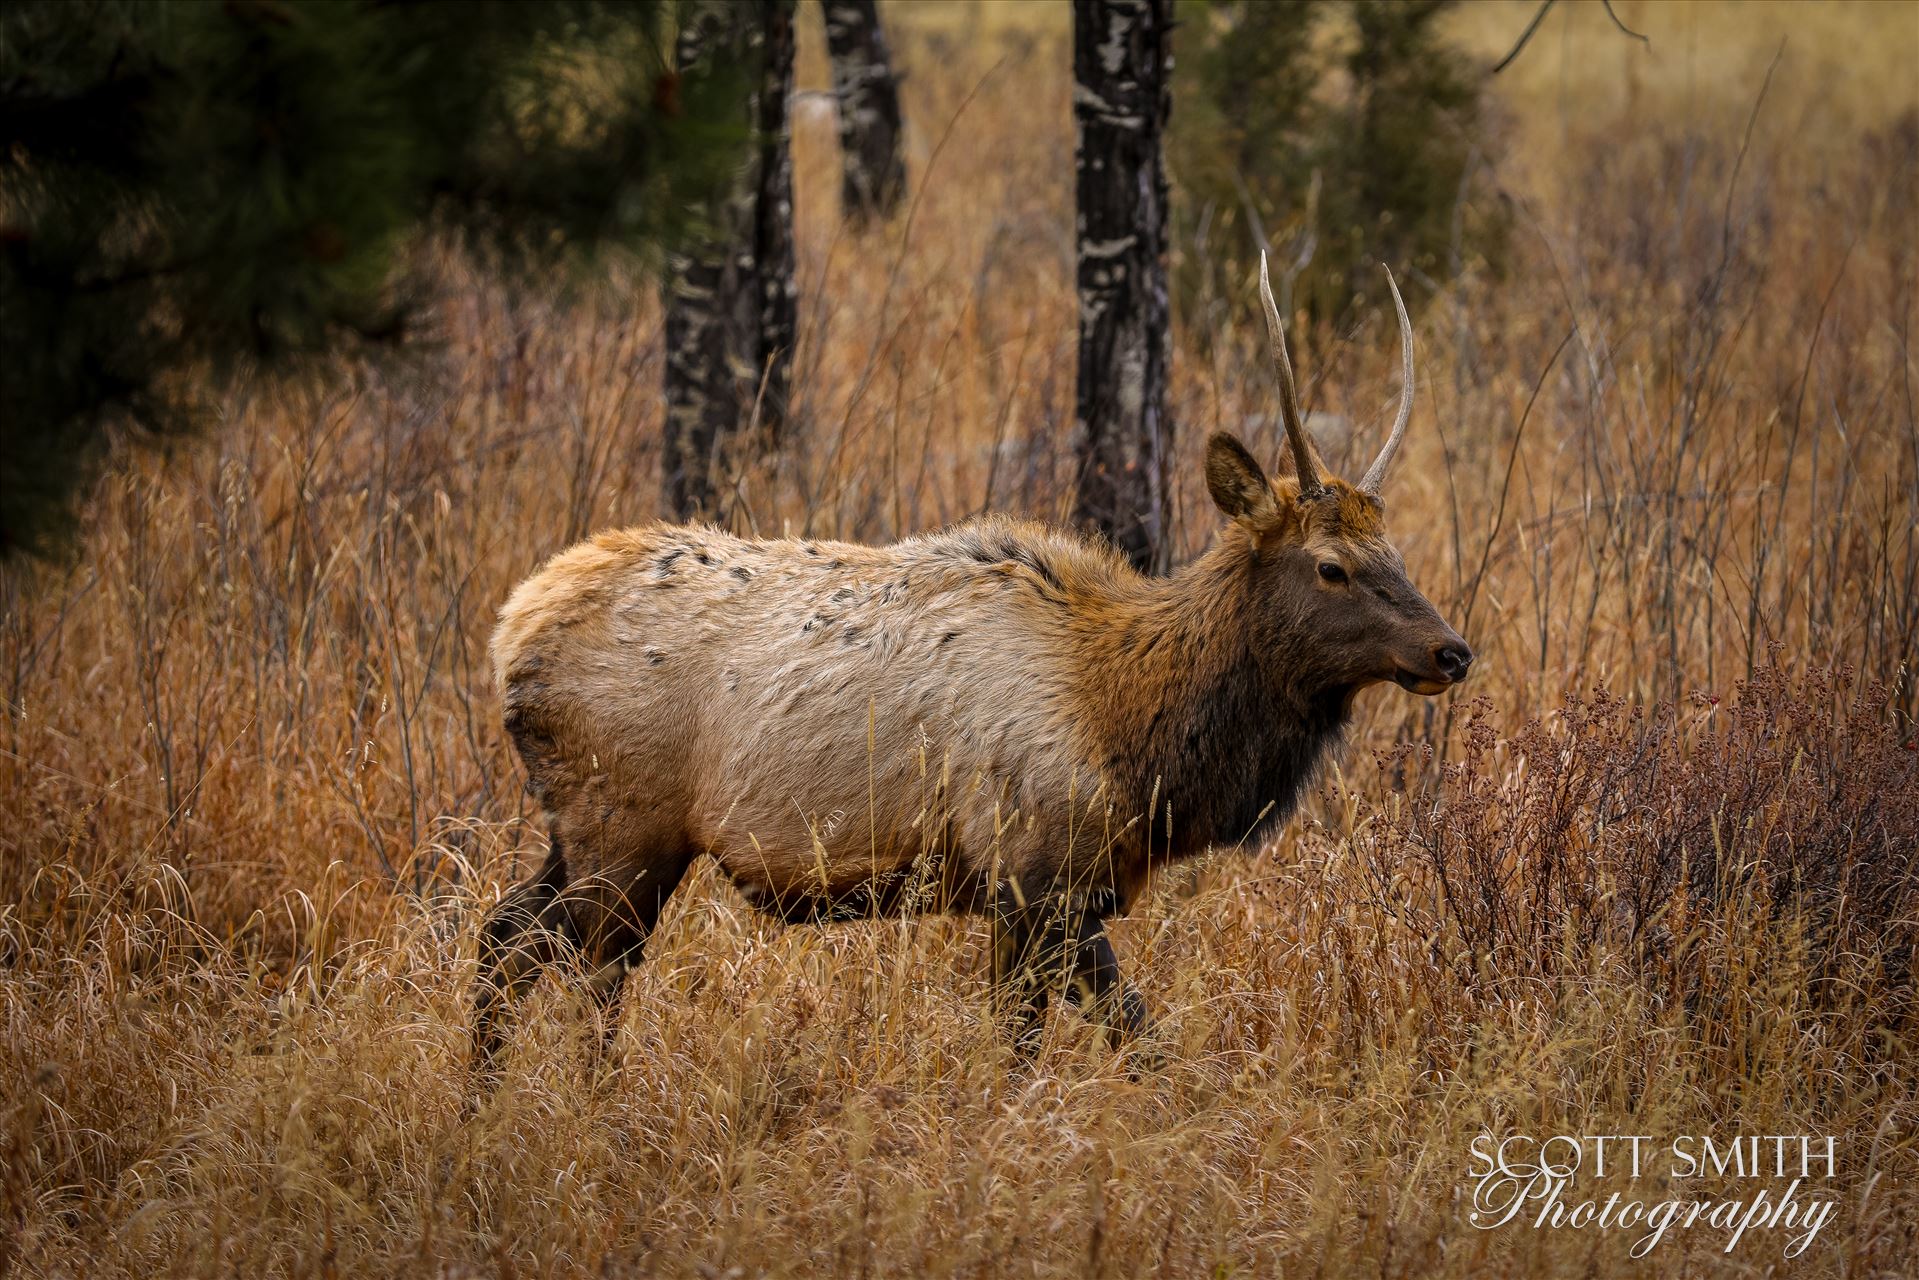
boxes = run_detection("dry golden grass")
[3,2,1916,1276]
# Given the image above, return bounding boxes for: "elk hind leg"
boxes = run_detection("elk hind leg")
[471,840,576,1079]
[562,845,694,1047]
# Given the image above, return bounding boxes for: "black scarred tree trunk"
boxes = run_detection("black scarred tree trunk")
[1070,0,1174,574]
[823,0,907,225]
[663,0,798,522]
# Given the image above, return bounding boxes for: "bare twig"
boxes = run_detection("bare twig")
[1490,0,1557,75]
[1492,0,1650,76]
[1599,1,1650,46]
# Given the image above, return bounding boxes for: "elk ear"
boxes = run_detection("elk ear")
[1205,433,1279,528]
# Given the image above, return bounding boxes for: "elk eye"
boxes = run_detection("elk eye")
[1317,562,1348,584]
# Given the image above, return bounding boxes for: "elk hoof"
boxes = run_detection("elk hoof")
[1122,1044,1168,1080]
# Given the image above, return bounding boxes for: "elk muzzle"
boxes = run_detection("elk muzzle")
[1393,628,1473,695]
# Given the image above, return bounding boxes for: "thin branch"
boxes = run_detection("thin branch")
[1490,0,1557,76]
[1492,0,1651,77]
[1459,325,1577,633]
[1599,1,1650,45]
[1716,38,1788,286]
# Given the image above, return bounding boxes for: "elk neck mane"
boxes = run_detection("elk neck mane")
[1069,523,1353,860]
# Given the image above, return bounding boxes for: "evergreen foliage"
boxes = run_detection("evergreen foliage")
[1171,0,1506,334]
[0,0,746,557]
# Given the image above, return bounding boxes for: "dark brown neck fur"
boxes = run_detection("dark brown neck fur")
[1075,528,1354,860]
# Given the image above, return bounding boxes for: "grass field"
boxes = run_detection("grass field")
[3,2,1916,1275]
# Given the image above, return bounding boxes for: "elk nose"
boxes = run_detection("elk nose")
[1434,644,1473,681]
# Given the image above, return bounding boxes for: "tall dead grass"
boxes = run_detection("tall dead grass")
[3,2,1916,1276]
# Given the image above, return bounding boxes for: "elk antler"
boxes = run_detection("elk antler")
[1257,251,1322,497]
[1359,265,1415,496]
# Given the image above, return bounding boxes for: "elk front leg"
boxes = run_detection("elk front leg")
[1062,908,1152,1051]
[991,884,1153,1064]
[990,881,1072,1061]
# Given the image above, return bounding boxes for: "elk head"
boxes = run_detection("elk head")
[1204,254,1472,697]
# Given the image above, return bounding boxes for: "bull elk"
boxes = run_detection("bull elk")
[472,256,1471,1074]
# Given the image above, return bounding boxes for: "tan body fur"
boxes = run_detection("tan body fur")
[490,514,1292,923]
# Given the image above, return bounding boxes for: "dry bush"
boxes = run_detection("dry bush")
[1352,661,1917,1059]
[3,2,1917,1276]
[1361,661,1916,989]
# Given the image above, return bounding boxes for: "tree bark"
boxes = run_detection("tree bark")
[1070,0,1174,574]
[823,0,907,225]
[663,0,798,522]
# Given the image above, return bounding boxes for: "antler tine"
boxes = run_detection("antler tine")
[1258,251,1321,497]
[1359,264,1415,496]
